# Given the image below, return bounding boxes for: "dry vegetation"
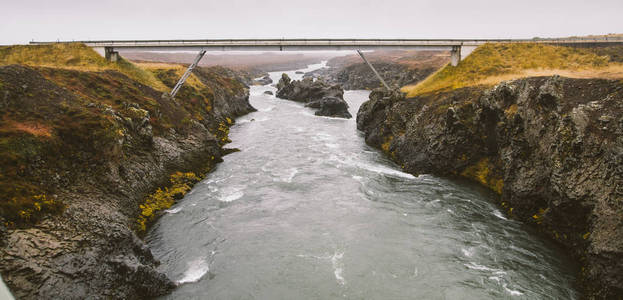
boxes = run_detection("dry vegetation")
[0,43,167,90]
[136,62,207,91]
[401,43,623,97]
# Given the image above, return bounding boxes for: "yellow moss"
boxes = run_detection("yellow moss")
[136,171,202,232]
[460,157,504,194]
[504,104,518,116]
[3,194,63,226]
[461,158,490,185]
[226,117,233,125]
[381,136,394,153]
[216,122,231,144]
[492,179,504,194]
[583,232,591,240]
[531,207,549,224]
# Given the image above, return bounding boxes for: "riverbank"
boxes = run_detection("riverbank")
[0,44,255,298]
[357,44,623,298]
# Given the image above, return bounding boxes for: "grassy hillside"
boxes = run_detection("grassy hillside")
[0,45,248,228]
[0,43,167,91]
[401,43,623,97]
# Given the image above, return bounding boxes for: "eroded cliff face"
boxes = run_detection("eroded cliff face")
[357,76,623,298]
[0,64,255,299]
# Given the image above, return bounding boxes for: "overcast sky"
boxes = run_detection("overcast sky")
[1,0,622,44]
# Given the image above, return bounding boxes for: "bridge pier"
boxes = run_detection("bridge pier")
[104,47,119,62]
[169,50,207,98]
[356,50,391,90]
[450,46,461,67]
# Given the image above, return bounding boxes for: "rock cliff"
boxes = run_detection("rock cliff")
[357,76,623,298]
[0,63,255,299]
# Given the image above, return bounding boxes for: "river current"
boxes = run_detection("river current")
[146,62,578,299]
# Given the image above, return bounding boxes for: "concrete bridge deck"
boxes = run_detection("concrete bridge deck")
[30,38,623,51]
[29,37,623,51]
[28,37,623,96]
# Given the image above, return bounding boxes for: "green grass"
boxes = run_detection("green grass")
[402,43,615,97]
[0,43,167,91]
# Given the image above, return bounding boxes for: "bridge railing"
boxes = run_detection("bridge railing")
[29,37,623,48]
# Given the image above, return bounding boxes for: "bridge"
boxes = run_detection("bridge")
[30,38,623,96]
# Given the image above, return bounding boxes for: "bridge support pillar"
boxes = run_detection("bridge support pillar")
[104,47,119,62]
[450,46,461,66]
[356,50,391,90]
[169,49,207,98]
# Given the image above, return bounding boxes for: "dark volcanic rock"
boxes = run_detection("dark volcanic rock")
[356,76,623,298]
[276,74,351,118]
[305,96,352,118]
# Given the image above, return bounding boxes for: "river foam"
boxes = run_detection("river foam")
[177,258,210,284]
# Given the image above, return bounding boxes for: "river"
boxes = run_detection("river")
[146,62,578,299]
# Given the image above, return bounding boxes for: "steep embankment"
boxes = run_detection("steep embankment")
[0,44,255,298]
[358,43,623,298]
[304,50,448,90]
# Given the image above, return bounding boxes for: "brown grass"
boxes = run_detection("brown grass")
[0,43,168,91]
[401,43,623,97]
[137,62,206,91]
[476,65,623,86]
[3,120,52,137]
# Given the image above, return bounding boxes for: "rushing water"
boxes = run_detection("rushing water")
[146,62,578,299]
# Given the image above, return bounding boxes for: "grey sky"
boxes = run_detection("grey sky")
[1,0,622,44]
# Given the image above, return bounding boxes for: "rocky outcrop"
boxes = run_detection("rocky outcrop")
[305,97,351,119]
[357,76,623,298]
[276,74,351,118]
[304,62,437,90]
[0,64,255,299]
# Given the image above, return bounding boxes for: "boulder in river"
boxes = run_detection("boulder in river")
[276,73,351,118]
[305,96,352,118]
[263,90,274,95]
